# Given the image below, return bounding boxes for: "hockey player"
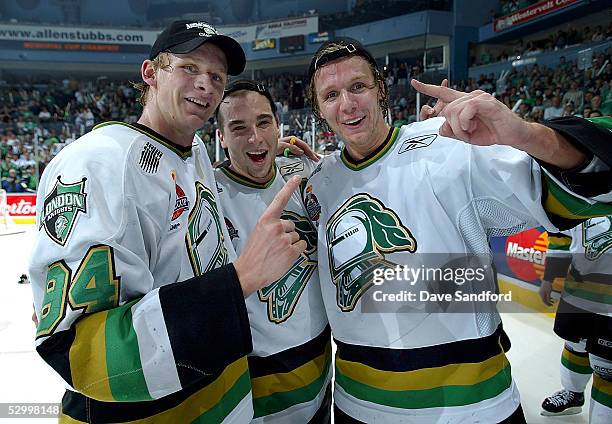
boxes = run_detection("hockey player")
[214,80,331,423]
[29,21,307,423]
[304,38,612,423]
[539,221,612,423]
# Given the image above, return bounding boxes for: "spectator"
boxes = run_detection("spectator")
[561,81,583,110]
[1,168,26,193]
[544,96,564,120]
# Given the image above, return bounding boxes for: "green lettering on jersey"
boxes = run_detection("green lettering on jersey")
[185,181,229,275]
[258,212,317,323]
[326,193,417,311]
[41,176,87,246]
[582,216,612,260]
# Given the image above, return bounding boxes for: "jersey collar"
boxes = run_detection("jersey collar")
[340,127,399,171]
[220,164,277,189]
[93,121,193,160]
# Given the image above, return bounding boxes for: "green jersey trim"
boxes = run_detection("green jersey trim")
[340,127,399,171]
[220,165,277,189]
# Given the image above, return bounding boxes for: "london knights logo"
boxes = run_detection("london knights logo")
[185,181,229,275]
[41,176,87,246]
[258,211,317,323]
[326,193,416,311]
[582,216,612,260]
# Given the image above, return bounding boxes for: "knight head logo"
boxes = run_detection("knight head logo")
[583,216,612,260]
[41,176,87,246]
[258,211,317,323]
[326,193,416,311]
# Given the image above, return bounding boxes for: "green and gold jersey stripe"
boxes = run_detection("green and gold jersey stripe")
[335,347,512,409]
[547,234,572,251]
[69,300,151,401]
[543,173,612,220]
[564,278,612,305]
[341,127,399,171]
[336,350,509,392]
[252,343,332,418]
[561,347,593,375]
[61,357,250,423]
[336,360,512,410]
[220,165,277,189]
[94,121,192,160]
[592,373,612,408]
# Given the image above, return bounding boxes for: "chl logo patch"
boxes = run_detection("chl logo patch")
[398,134,437,154]
[41,176,87,246]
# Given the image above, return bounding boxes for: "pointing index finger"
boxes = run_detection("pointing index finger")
[411,79,462,104]
[263,175,301,219]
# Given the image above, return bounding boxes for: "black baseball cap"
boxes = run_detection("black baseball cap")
[307,37,378,85]
[150,20,246,76]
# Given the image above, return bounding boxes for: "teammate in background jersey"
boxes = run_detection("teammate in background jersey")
[214,80,331,423]
[538,222,612,423]
[304,37,612,423]
[29,21,306,423]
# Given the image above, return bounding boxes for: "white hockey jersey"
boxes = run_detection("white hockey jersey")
[29,122,253,423]
[546,216,612,317]
[215,160,331,423]
[304,117,612,423]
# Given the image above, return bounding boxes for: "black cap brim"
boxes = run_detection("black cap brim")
[168,35,246,76]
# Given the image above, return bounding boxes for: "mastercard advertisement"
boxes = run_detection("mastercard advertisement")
[490,227,548,285]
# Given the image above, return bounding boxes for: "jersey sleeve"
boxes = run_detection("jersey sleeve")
[542,231,572,283]
[29,134,251,402]
[466,140,612,234]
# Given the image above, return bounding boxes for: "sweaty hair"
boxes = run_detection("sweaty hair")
[306,41,389,128]
[132,52,172,107]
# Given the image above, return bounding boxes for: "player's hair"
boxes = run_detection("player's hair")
[306,42,389,129]
[132,52,172,106]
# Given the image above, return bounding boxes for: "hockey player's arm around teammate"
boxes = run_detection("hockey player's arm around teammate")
[29,21,304,424]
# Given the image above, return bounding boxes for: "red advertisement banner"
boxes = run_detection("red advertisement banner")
[6,193,36,224]
[494,0,580,32]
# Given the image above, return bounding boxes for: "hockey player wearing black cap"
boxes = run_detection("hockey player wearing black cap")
[29,20,306,423]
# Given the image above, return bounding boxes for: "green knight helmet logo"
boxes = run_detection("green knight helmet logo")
[258,211,318,323]
[185,181,229,275]
[582,216,612,260]
[326,193,417,311]
[41,176,87,246]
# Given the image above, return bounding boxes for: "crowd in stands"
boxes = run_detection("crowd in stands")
[474,23,612,66]
[0,78,141,192]
[1,43,610,192]
[445,48,612,128]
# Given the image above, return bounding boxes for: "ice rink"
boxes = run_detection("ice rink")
[0,228,591,423]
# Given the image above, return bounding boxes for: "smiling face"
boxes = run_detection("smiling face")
[141,43,228,146]
[314,56,389,160]
[218,90,279,183]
